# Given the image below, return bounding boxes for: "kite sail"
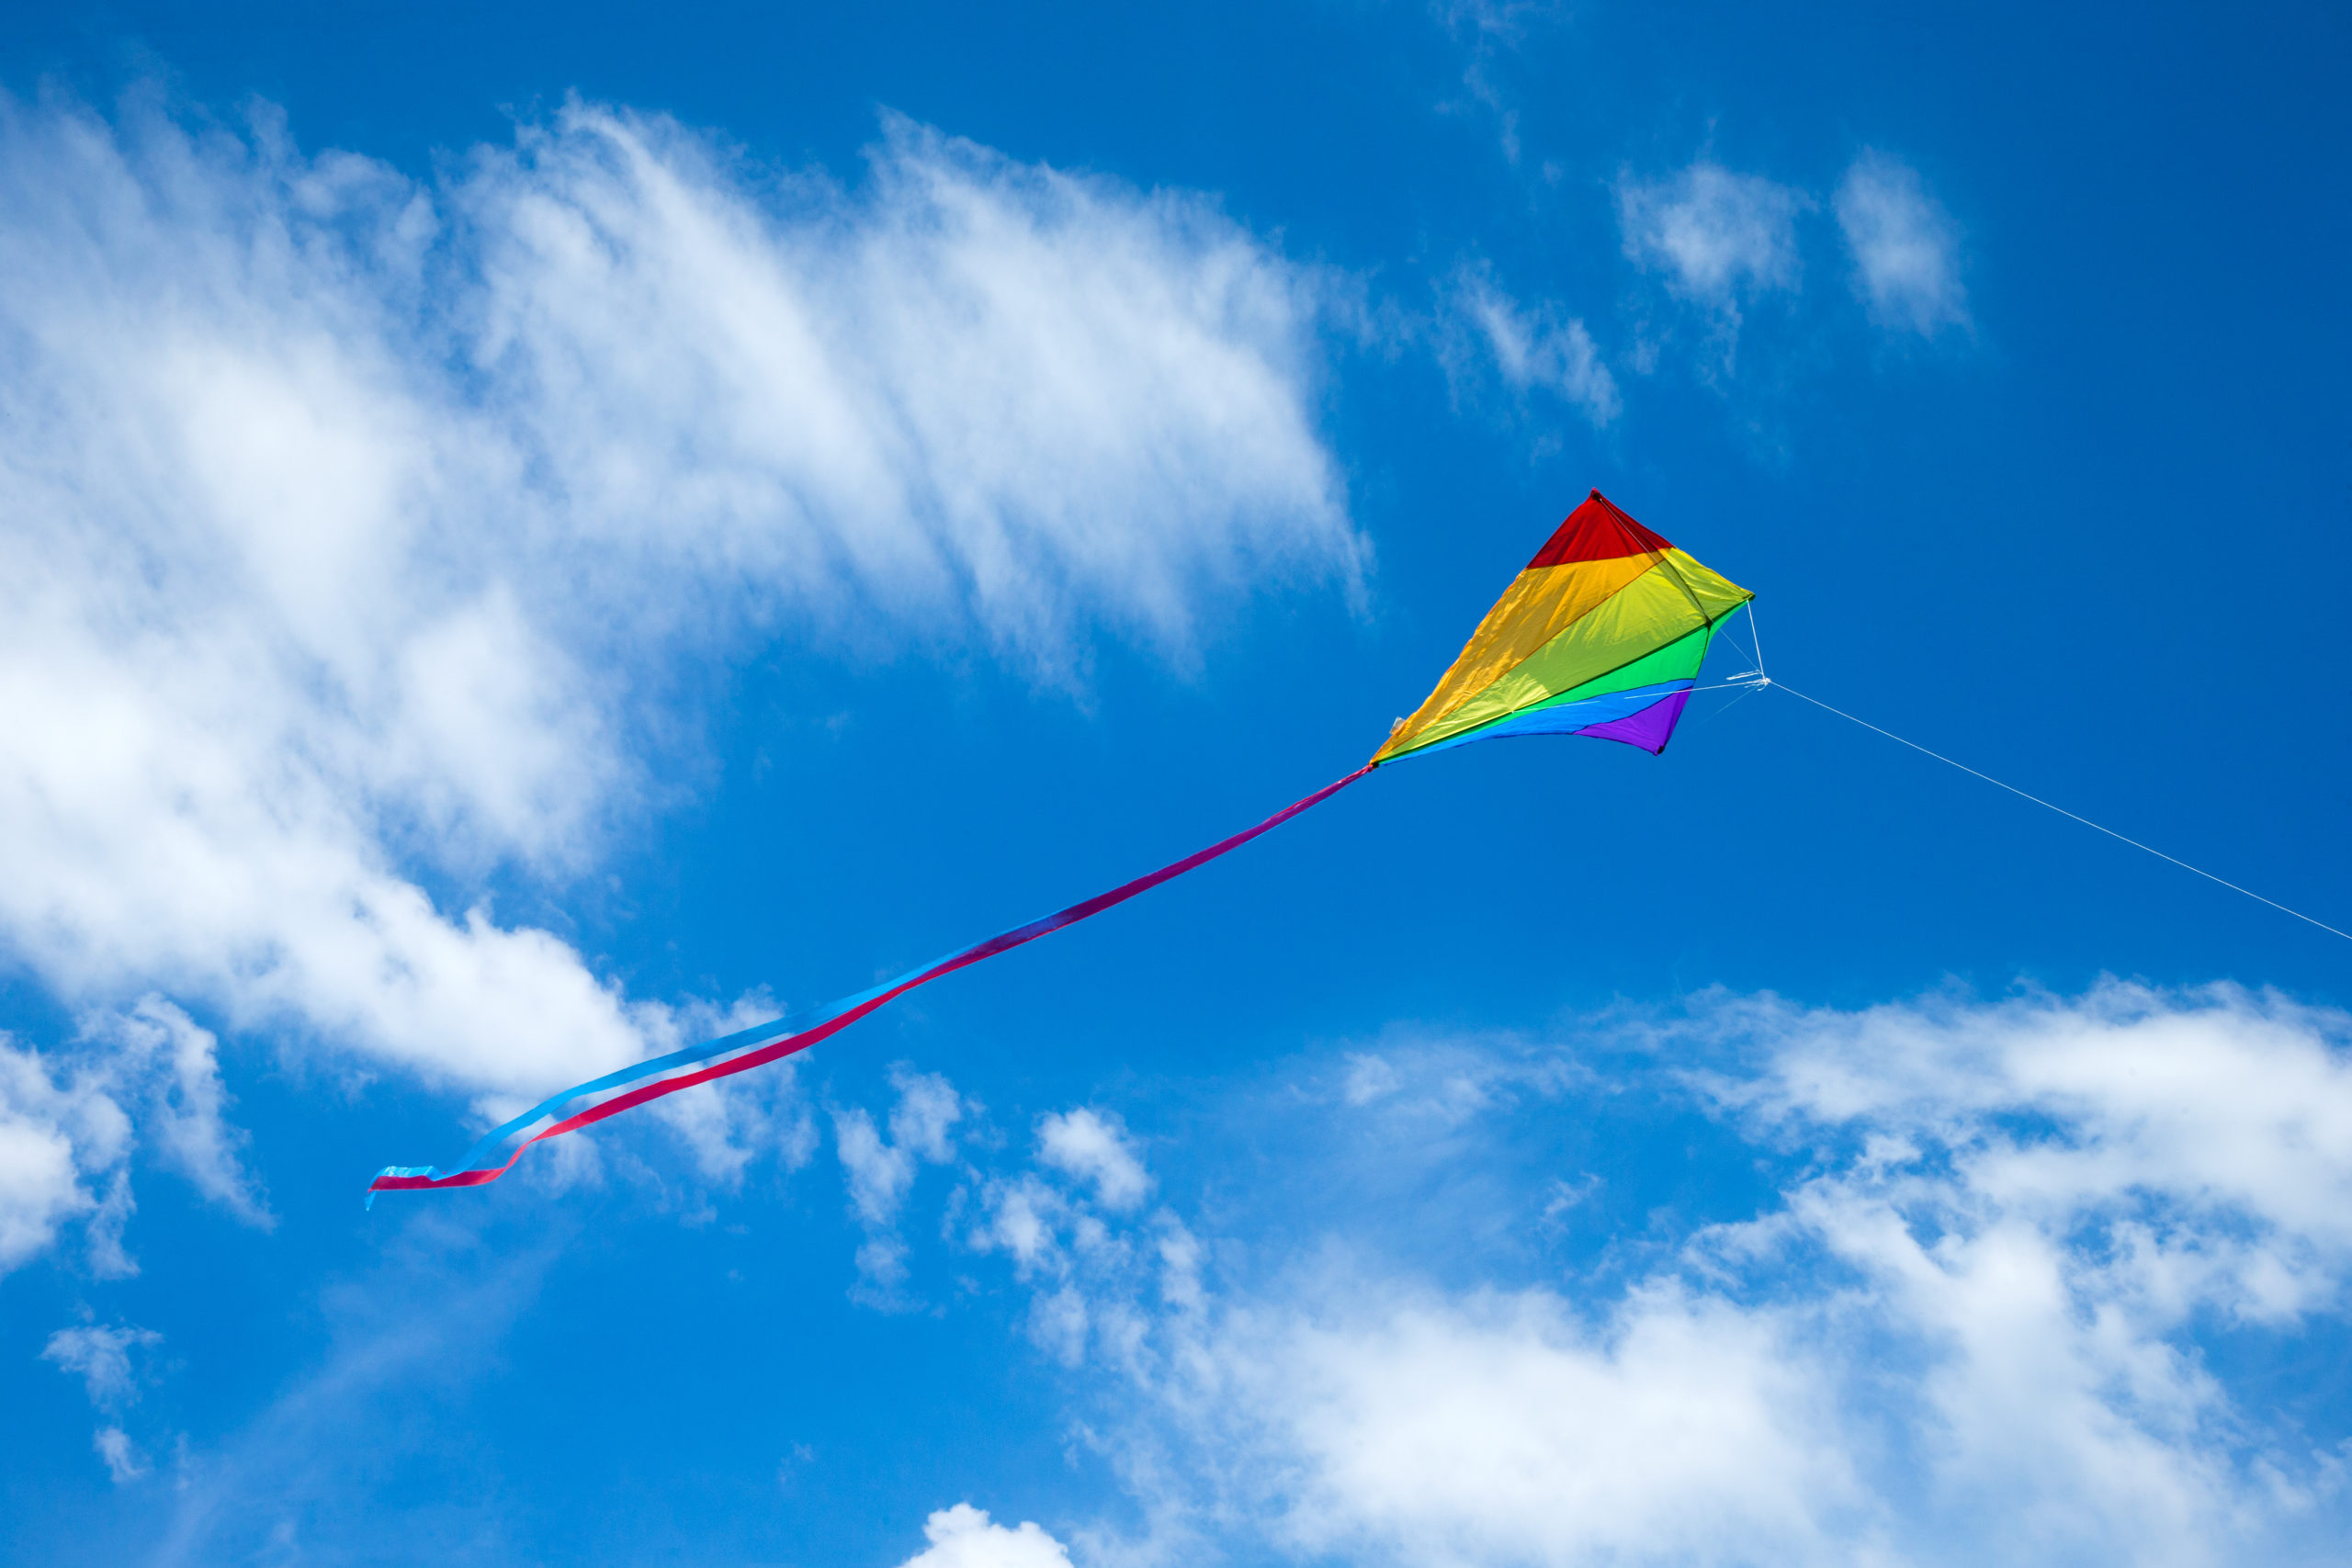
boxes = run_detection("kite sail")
[1373,489,1754,763]
[368,491,1749,1202]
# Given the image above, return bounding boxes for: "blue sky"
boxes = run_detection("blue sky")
[1,2,2347,1564]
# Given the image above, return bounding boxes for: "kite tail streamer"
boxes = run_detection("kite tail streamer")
[368,763,1375,1204]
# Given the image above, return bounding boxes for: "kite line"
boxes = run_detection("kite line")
[1762,678,2352,944]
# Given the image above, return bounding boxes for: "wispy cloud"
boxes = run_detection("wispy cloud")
[0,90,1360,1270]
[1615,158,1812,381]
[154,1214,563,1563]
[1431,0,1563,164]
[1451,268,1622,426]
[43,1321,164,1483]
[1617,160,1809,310]
[42,1321,162,1407]
[1835,149,1969,336]
[90,1425,150,1485]
[87,999,269,1226]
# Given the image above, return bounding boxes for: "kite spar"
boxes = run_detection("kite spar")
[368,491,1752,1202]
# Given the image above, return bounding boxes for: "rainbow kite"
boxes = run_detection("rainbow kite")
[368,491,1752,1202]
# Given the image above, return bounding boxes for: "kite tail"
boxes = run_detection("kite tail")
[368,762,1375,1205]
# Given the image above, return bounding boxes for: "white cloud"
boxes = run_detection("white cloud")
[0,90,1358,1267]
[947,985,2352,1566]
[42,1321,162,1407]
[1224,1284,1862,1566]
[1452,271,1620,426]
[836,1066,966,1297]
[1617,160,1807,310]
[895,1503,1074,1568]
[962,1106,1192,1369]
[838,1066,965,1228]
[1432,0,1560,164]
[458,105,1359,674]
[972,1174,1067,1276]
[0,1040,132,1276]
[890,1066,967,1163]
[89,999,268,1225]
[835,1108,910,1227]
[0,998,276,1279]
[93,1424,150,1484]
[1038,1108,1150,1212]
[46,1321,164,1482]
[0,1059,103,1271]
[1834,150,1968,336]
[1713,981,2352,1322]
[634,995,818,1188]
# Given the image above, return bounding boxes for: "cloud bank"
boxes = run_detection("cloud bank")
[925,982,2352,1566]
[0,91,1358,1268]
[64,976,2352,1563]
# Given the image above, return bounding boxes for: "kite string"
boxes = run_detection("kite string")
[1770,680,2352,944]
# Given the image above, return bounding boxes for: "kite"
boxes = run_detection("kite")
[368,491,1752,1202]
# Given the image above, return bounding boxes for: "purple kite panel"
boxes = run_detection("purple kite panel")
[1574,690,1691,754]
